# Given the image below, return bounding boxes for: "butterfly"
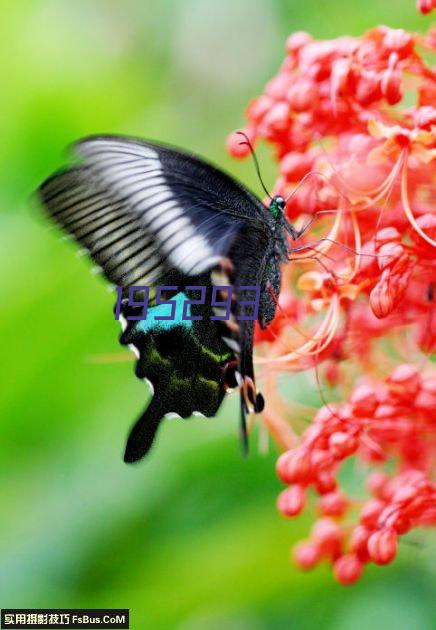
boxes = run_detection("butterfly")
[38,134,298,463]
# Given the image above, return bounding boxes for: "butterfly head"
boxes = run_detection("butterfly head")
[268,195,299,251]
[268,195,286,219]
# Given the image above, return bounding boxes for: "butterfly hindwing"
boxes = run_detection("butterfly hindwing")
[119,284,235,462]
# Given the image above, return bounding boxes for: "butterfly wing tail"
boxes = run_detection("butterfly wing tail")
[124,399,162,463]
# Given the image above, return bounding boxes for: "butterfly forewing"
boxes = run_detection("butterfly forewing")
[39,166,166,288]
[73,136,266,276]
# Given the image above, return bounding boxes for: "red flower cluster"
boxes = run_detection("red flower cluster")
[277,366,436,583]
[227,24,435,584]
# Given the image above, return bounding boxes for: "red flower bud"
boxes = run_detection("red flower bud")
[382,511,411,535]
[360,499,386,527]
[377,242,404,270]
[329,432,358,458]
[315,471,337,495]
[376,227,402,244]
[246,95,274,123]
[314,406,336,424]
[286,31,313,55]
[277,485,306,517]
[382,28,413,56]
[325,362,341,387]
[392,485,418,504]
[381,68,402,105]
[262,102,290,132]
[415,391,436,413]
[276,450,312,484]
[333,554,364,585]
[388,364,421,396]
[350,525,371,561]
[367,472,390,499]
[293,541,322,569]
[319,491,349,517]
[367,528,398,564]
[350,384,378,416]
[355,73,381,106]
[311,449,334,470]
[417,0,436,13]
[280,151,313,180]
[226,128,255,158]
[265,74,293,99]
[287,79,319,112]
[312,518,343,556]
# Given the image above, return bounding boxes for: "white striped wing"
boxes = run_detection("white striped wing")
[72,136,249,276]
[39,166,165,287]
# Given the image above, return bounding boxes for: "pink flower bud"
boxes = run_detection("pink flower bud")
[417,0,436,14]
[276,450,312,484]
[226,129,255,158]
[319,491,349,517]
[376,227,402,245]
[310,448,333,468]
[414,391,436,413]
[287,79,319,112]
[277,485,306,517]
[315,471,337,495]
[381,68,402,105]
[265,75,293,100]
[355,73,381,106]
[422,378,436,396]
[382,510,411,535]
[360,499,386,527]
[293,541,322,569]
[261,102,291,135]
[374,404,397,419]
[367,528,398,565]
[387,364,421,395]
[382,28,413,56]
[367,472,390,499]
[280,151,313,180]
[286,31,313,55]
[312,518,343,556]
[370,276,394,319]
[350,384,378,416]
[392,485,418,504]
[415,213,436,239]
[329,432,358,458]
[325,362,340,387]
[246,95,274,124]
[314,406,336,424]
[350,525,371,560]
[377,242,404,270]
[333,554,364,585]
[330,58,351,104]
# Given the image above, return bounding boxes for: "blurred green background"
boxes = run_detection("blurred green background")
[1,1,435,628]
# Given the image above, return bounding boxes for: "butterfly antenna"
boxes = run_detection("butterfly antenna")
[236,131,272,201]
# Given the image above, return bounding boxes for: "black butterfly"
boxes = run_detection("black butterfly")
[38,134,298,463]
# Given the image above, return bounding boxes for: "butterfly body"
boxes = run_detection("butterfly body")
[38,135,292,462]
